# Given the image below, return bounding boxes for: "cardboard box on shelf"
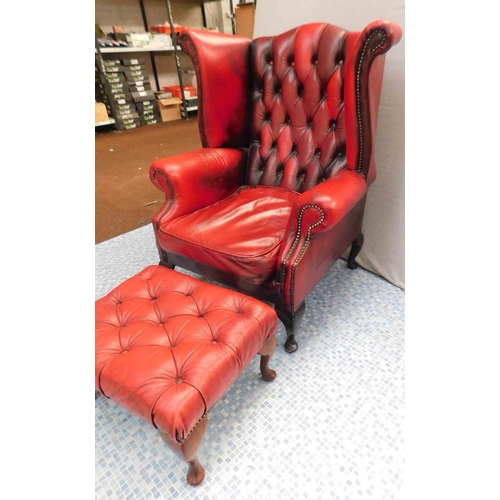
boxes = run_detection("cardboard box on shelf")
[114,97,134,106]
[103,74,126,84]
[95,102,109,123]
[116,120,142,131]
[136,101,158,113]
[116,116,141,125]
[104,65,125,73]
[122,58,146,66]
[141,116,161,126]
[103,59,121,67]
[113,103,137,114]
[114,33,151,47]
[150,25,184,35]
[125,69,148,80]
[139,113,161,124]
[109,87,131,96]
[158,97,182,122]
[129,82,152,92]
[154,90,172,99]
[116,111,140,121]
[163,85,196,99]
[107,81,128,91]
[136,99,157,106]
[131,90,156,103]
[110,92,133,102]
[140,109,159,120]
[127,79,151,89]
[126,64,146,72]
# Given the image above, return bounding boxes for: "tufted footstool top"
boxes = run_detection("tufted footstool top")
[95,265,278,443]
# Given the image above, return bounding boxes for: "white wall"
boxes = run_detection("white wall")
[204,1,233,33]
[255,0,405,289]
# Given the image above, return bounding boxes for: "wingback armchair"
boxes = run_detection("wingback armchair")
[149,21,402,352]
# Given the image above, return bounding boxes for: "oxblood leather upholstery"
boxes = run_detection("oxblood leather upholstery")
[158,186,299,285]
[95,265,277,443]
[179,30,251,148]
[150,148,246,230]
[150,21,401,320]
[278,169,367,309]
[247,23,349,192]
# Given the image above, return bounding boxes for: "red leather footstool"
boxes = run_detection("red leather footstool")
[95,265,278,485]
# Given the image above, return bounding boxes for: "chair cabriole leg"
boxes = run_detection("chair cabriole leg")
[159,415,208,486]
[259,335,277,381]
[276,301,306,354]
[348,232,364,270]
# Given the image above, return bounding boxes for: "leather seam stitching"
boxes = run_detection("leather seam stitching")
[158,226,287,260]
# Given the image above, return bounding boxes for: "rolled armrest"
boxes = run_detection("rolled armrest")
[179,29,252,148]
[279,169,367,261]
[277,169,367,310]
[150,148,246,229]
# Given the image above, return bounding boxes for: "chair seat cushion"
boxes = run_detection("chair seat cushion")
[157,185,299,284]
[95,265,278,443]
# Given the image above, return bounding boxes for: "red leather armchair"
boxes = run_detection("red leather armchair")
[150,21,402,352]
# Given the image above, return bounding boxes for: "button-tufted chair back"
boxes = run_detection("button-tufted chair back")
[247,23,348,193]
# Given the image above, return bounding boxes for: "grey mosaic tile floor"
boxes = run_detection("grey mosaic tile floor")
[96,224,405,499]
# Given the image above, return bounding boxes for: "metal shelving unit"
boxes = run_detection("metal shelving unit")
[95,36,120,127]
[95,0,196,129]
[165,0,188,118]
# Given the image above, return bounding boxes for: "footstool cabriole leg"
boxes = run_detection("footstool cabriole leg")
[159,414,208,486]
[259,335,277,382]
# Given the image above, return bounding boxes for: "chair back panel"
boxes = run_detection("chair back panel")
[247,23,348,193]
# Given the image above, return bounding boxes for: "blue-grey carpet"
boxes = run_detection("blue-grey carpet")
[95,224,405,499]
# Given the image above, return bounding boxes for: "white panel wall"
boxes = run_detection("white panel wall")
[254,0,405,289]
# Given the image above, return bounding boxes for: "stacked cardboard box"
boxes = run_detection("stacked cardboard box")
[95,102,109,123]
[123,59,161,126]
[96,59,141,130]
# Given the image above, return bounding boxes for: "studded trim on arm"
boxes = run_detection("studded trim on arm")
[352,21,402,179]
[280,205,326,314]
[355,29,386,174]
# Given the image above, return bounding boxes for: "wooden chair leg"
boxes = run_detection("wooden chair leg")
[348,232,364,270]
[275,301,306,354]
[259,335,277,382]
[159,415,208,486]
